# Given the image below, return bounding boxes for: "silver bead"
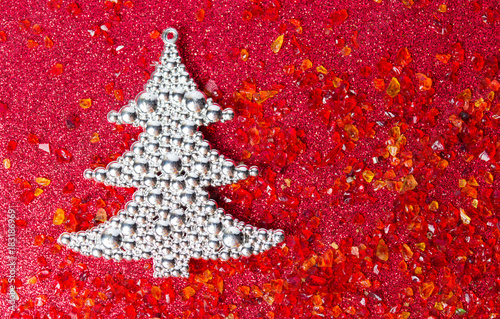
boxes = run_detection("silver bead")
[222,227,243,249]
[107,163,122,178]
[84,169,94,180]
[194,158,210,174]
[155,220,171,236]
[146,121,162,136]
[169,209,185,229]
[121,219,137,236]
[162,256,176,269]
[222,108,235,122]
[206,217,222,236]
[170,88,184,104]
[181,121,197,136]
[94,168,107,182]
[101,227,122,249]
[249,166,259,177]
[184,90,206,113]
[126,202,139,215]
[107,111,119,123]
[273,230,285,243]
[136,92,158,113]
[147,190,163,206]
[131,142,145,155]
[162,153,182,175]
[120,106,137,124]
[206,104,222,122]
[133,159,149,174]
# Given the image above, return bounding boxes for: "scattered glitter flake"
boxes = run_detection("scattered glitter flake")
[113,89,124,101]
[39,143,50,153]
[49,63,63,76]
[271,35,284,53]
[27,39,39,48]
[36,177,51,186]
[196,8,205,22]
[150,30,160,39]
[288,19,302,34]
[67,2,81,16]
[90,132,100,143]
[386,77,401,97]
[44,36,54,48]
[53,208,65,225]
[28,133,40,144]
[62,181,75,194]
[54,148,73,163]
[396,47,412,67]
[3,158,11,169]
[330,9,348,27]
[79,98,92,109]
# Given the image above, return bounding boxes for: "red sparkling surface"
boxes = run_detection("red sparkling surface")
[1,0,500,318]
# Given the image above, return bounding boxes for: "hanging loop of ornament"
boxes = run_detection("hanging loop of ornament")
[162,28,178,44]
[57,27,285,278]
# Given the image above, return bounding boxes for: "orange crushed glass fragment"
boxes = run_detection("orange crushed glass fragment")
[271,35,284,53]
[27,276,37,285]
[419,281,435,299]
[253,90,278,104]
[90,132,100,143]
[27,39,39,48]
[149,30,160,39]
[341,46,351,56]
[53,208,65,225]
[415,73,432,91]
[114,89,124,101]
[151,286,161,300]
[402,0,414,8]
[386,77,401,97]
[3,158,11,169]
[344,123,359,141]
[373,78,385,91]
[484,171,494,184]
[316,65,327,74]
[181,286,196,300]
[301,59,312,70]
[428,201,439,211]
[376,239,389,261]
[401,243,413,261]
[36,177,51,186]
[438,4,447,12]
[34,188,43,196]
[400,174,417,193]
[436,53,451,63]
[95,208,107,222]
[240,48,249,61]
[362,170,375,183]
[79,98,92,109]
[467,176,479,187]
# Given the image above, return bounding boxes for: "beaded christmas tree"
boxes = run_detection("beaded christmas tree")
[58,28,285,278]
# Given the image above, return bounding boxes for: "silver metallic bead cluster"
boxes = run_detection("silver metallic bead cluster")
[58,28,285,278]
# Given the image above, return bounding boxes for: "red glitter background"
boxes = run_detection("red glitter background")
[1,0,500,318]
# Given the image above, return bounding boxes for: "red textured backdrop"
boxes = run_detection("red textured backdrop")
[1,0,500,318]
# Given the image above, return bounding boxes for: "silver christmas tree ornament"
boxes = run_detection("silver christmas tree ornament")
[58,28,285,278]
